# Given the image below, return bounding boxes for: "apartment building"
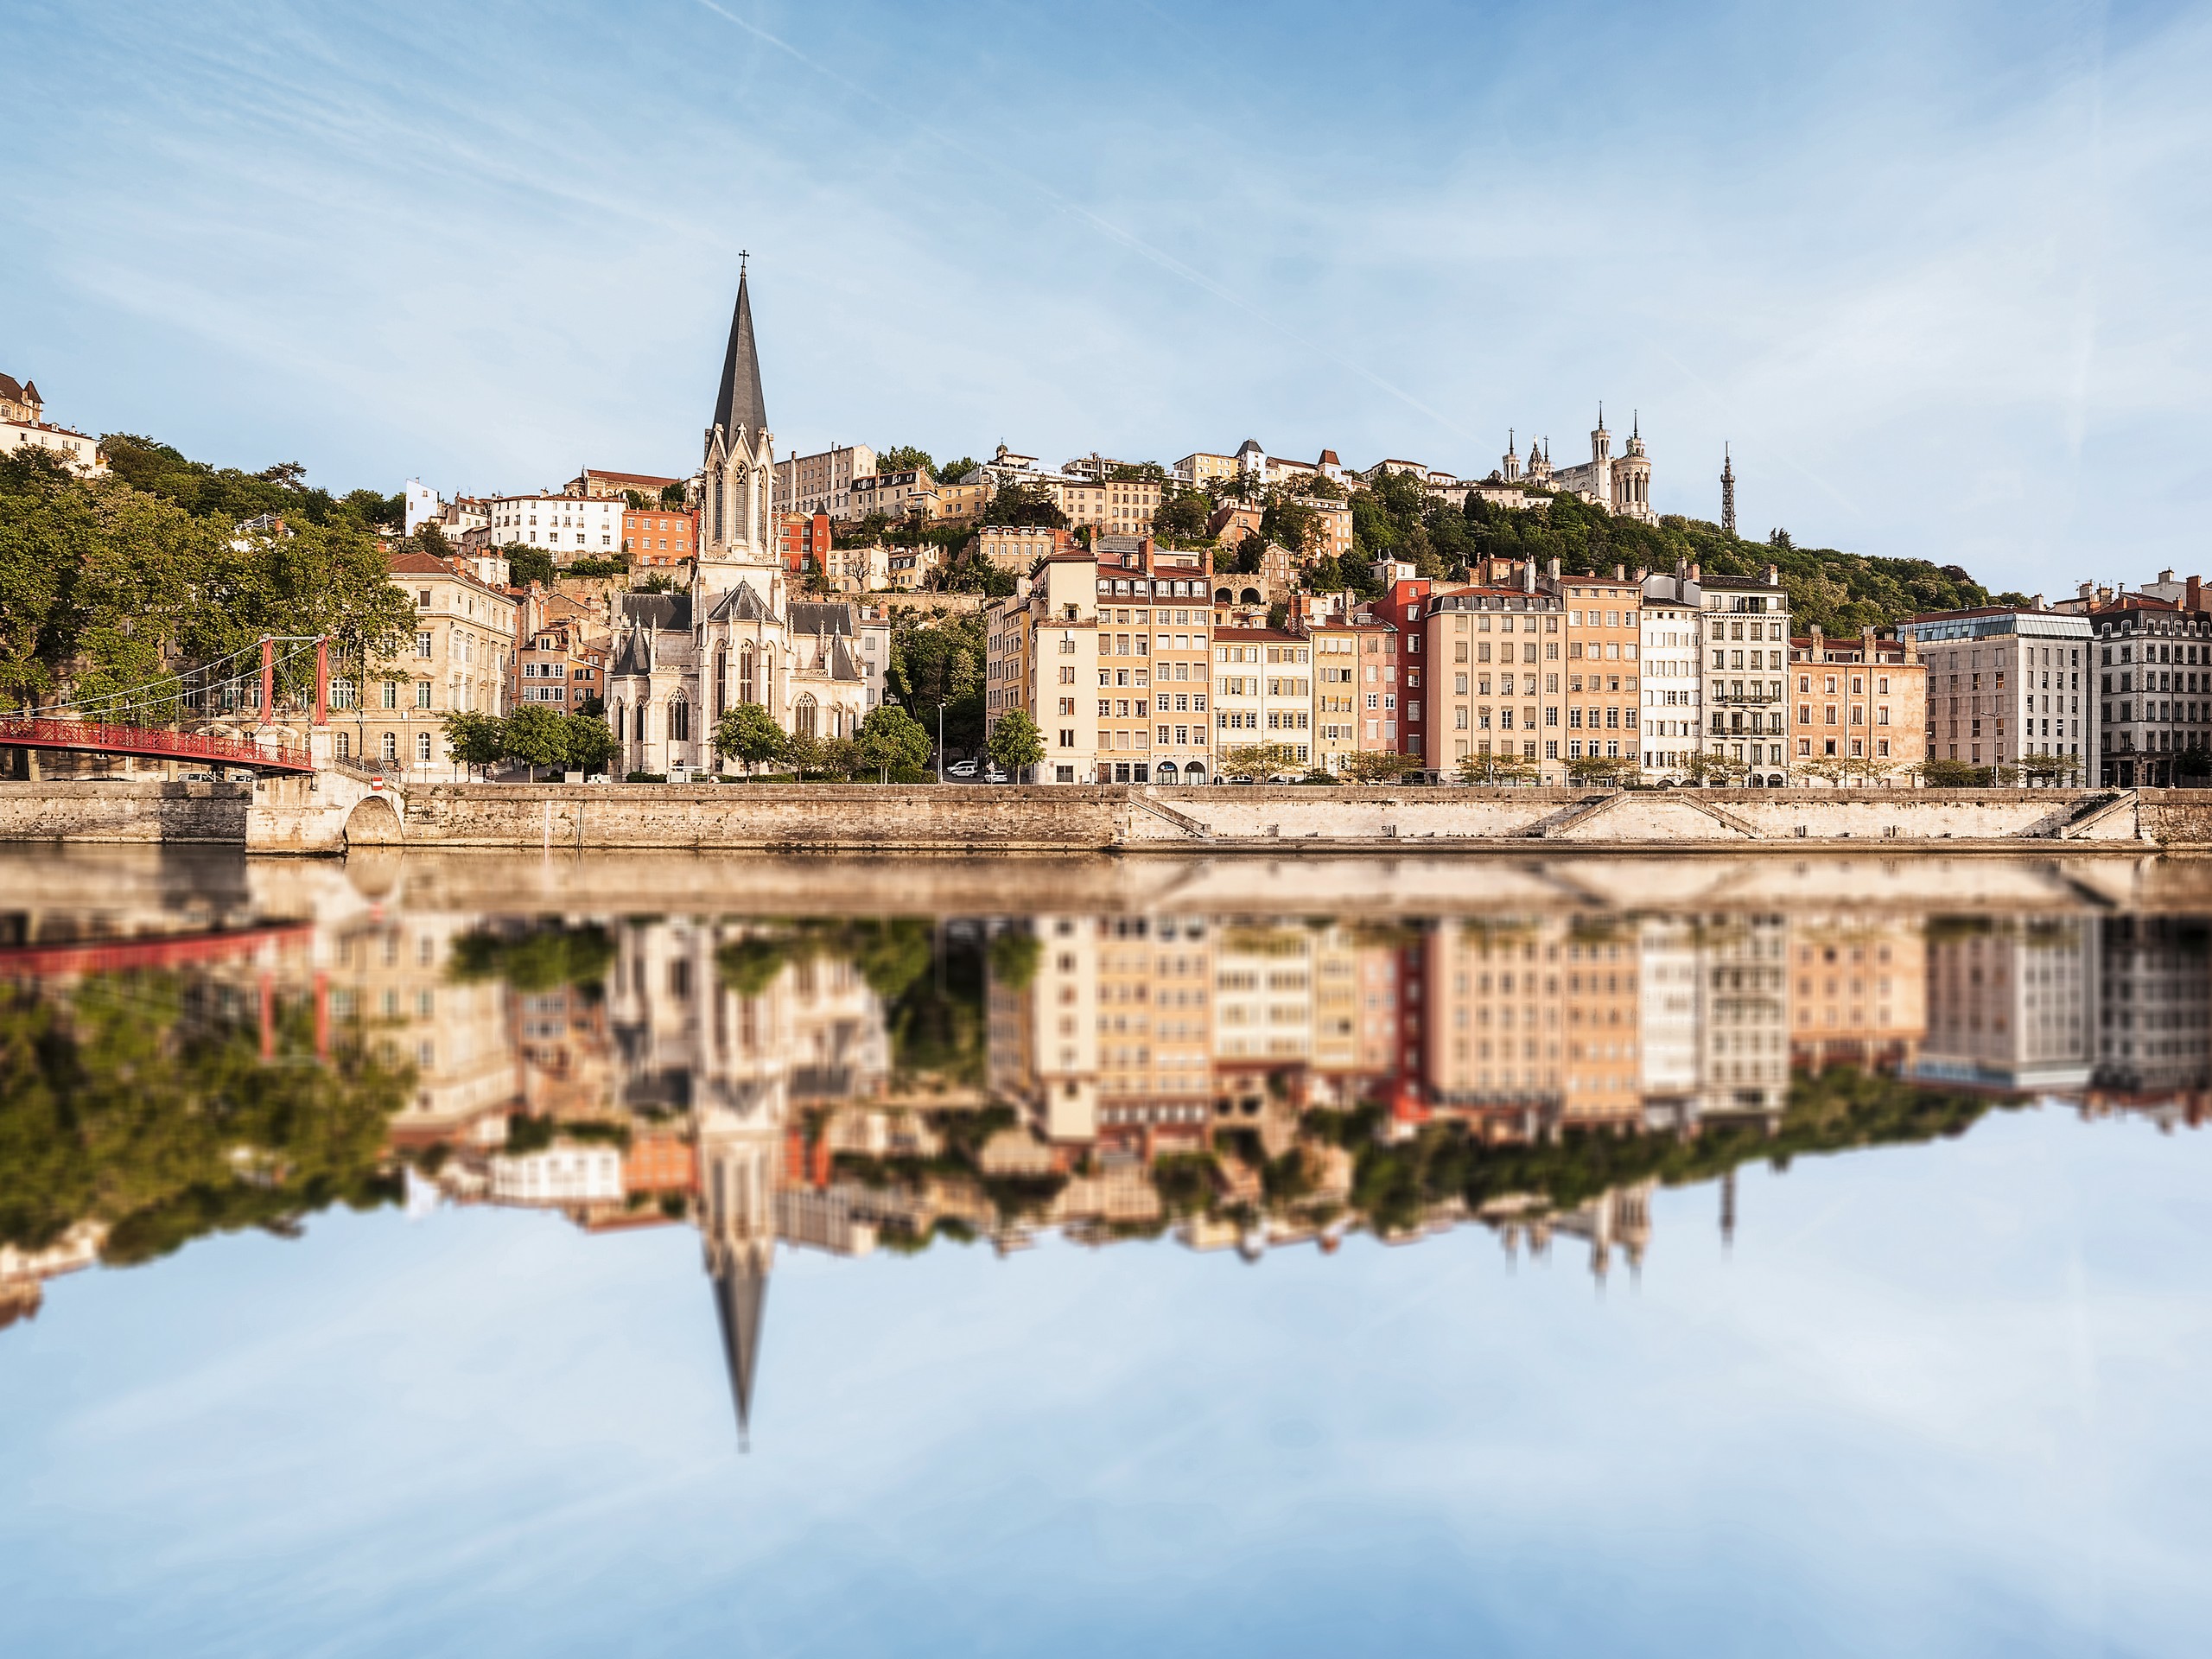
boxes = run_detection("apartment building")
[1786,626,1928,779]
[567,467,681,502]
[983,542,1214,784]
[1417,582,1560,776]
[1103,548,1215,783]
[487,493,625,560]
[1173,450,1239,489]
[623,505,698,566]
[777,509,834,576]
[1639,569,1704,779]
[983,556,1099,785]
[511,622,607,711]
[1300,615,1369,775]
[774,443,875,519]
[933,478,991,528]
[1699,567,1792,786]
[338,551,520,773]
[1560,574,1643,770]
[2087,592,2202,787]
[1213,628,1313,772]
[1896,605,2094,782]
[849,468,935,522]
[976,525,1071,574]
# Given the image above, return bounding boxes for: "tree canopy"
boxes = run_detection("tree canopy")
[0,447,414,715]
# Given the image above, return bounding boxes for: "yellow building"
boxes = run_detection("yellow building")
[340,550,521,775]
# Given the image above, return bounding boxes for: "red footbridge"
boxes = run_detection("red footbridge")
[0,717,316,775]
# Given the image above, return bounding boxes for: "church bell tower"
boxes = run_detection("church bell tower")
[699,264,778,587]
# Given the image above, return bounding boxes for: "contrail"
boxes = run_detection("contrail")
[691,0,1473,443]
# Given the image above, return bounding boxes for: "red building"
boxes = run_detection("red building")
[622,507,698,568]
[778,509,834,576]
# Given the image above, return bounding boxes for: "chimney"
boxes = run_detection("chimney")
[1522,561,1536,594]
[2031,594,2044,613]
[2190,575,2202,612]
[1688,563,1700,582]
[1612,563,1624,581]
[1633,566,1647,582]
[2078,582,2093,600]
[1764,562,1780,587]
[2161,569,2176,584]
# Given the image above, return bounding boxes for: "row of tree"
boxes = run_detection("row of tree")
[1,448,416,715]
[441,706,616,778]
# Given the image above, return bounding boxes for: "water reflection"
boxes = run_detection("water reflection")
[3,855,2207,1450]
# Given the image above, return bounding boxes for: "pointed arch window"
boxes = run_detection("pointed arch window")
[714,647,728,721]
[739,645,757,705]
[794,695,818,740]
[669,700,690,744]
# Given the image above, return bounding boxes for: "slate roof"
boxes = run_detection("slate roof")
[711,272,768,438]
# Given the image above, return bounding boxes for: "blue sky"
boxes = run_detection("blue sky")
[5,1,2209,594]
[6,1107,2210,1656]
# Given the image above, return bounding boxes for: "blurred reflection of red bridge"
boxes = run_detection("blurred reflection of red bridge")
[0,922,325,1060]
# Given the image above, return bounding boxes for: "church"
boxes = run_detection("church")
[1498,408,1656,524]
[607,272,872,776]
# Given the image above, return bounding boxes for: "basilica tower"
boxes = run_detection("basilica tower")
[699,269,777,585]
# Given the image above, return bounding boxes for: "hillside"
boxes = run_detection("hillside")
[1328,471,2024,633]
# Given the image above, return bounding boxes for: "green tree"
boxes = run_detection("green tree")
[1565,752,1637,787]
[1678,751,1739,785]
[658,482,688,509]
[1220,741,1301,781]
[1457,749,1542,785]
[1342,749,1425,783]
[854,703,932,779]
[982,480,1067,530]
[500,703,568,775]
[507,545,557,588]
[888,610,985,753]
[875,446,934,476]
[561,712,616,775]
[715,702,788,778]
[987,709,1045,776]
[936,456,980,485]
[1151,486,1212,546]
[442,710,505,778]
[1918,758,1992,788]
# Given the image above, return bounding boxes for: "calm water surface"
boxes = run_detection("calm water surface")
[3,847,2209,1656]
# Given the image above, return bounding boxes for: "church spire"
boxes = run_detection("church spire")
[712,265,768,439]
[1721,442,1737,537]
[709,1243,771,1451]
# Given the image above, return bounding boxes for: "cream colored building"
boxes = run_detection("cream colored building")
[1,372,105,476]
[774,442,876,519]
[333,550,518,774]
[1213,628,1313,772]
[984,555,1101,785]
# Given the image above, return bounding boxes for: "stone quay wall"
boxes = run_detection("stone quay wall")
[3,779,2211,855]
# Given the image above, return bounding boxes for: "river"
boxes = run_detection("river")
[3,846,2209,1656]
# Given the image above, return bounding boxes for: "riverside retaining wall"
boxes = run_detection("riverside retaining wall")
[3,779,2210,854]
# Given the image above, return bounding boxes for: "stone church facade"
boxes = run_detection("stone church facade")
[607,274,871,776]
[1499,409,1656,524]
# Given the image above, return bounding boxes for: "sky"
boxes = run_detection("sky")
[6,1105,2210,1656]
[4,0,2209,596]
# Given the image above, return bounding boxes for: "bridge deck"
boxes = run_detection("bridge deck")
[0,717,315,774]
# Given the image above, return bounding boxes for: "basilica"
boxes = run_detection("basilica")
[1499,408,1656,524]
[607,273,872,776]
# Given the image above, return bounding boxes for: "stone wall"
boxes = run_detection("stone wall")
[5,779,2211,854]
[0,780,250,843]
[400,782,1128,852]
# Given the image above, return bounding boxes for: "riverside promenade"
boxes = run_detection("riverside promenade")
[0,779,2206,855]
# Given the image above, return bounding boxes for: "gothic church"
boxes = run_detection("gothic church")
[608,273,868,775]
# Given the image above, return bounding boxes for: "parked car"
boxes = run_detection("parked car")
[946,759,980,779]
[984,766,1008,784]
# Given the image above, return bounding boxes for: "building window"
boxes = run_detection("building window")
[416,733,433,762]
[416,682,432,709]
[381,732,398,761]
